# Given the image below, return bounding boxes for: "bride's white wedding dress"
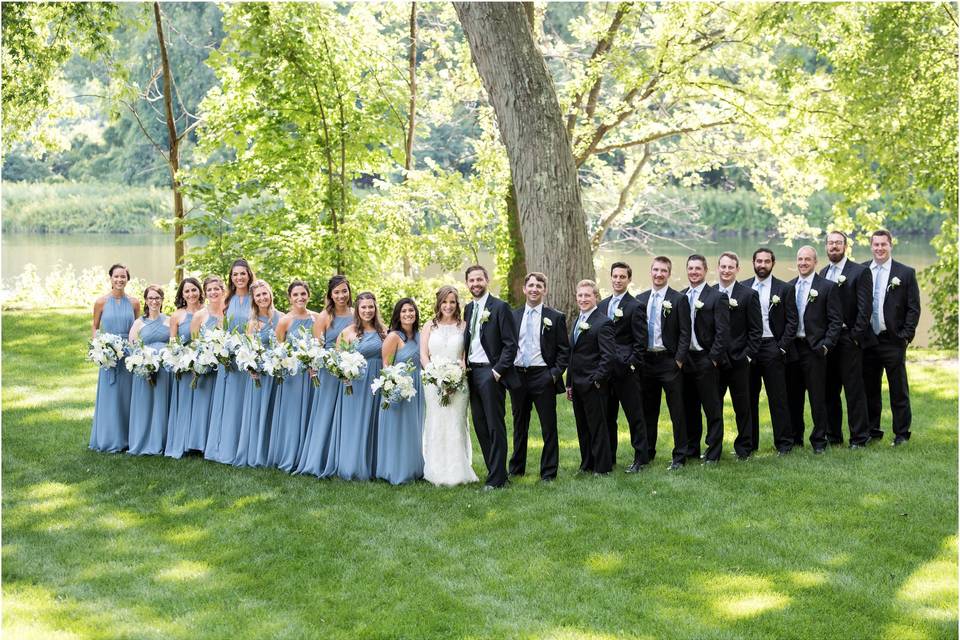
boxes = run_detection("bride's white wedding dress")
[423,323,479,486]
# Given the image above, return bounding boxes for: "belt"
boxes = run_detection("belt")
[515,365,547,374]
[647,350,673,358]
[467,362,491,368]
[760,337,777,343]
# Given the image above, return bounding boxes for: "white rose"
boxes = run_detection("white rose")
[613,307,624,318]
[542,317,553,327]
[662,300,673,310]
[809,289,819,299]
[838,275,846,284]
[770,295,781,305]
[728,298,739,308]
[694,300,704,309]
[578,321,590,331]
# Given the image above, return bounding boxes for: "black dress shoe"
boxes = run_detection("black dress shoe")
[702,459,718,466]
[848,443,865,450]
[735,453,750,461]
[892,436,908,447]
[625,461,646,473]
[869,433,884,442]
[667,461,684,471]
[776,448,792,457]
[813,447,826,454]
[540,476,556,483]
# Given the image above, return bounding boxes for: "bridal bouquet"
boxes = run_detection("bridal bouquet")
[160,338,196,381]
[328,346,367,395]
[260,340,301,384]
[422,360,466,407]
[87,332,127,370]
[370,361,417,409]
[198,328,238,368]
[190,334,222,389]
[290,325,331,388]
[233,333,266,388]
[125,340,163,385]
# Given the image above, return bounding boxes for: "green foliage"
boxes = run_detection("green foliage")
[1,182,167,234]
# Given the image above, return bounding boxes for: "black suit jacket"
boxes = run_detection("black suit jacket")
[861,259,922,347]
[681,284,729,365]
[464,294,520,389]
[597,293,644,376]
[511,304,570,393]
[715,281,762,364]
[635,287,691,363]
[820,259,873,344]
[740,276,798,354]
[790,274,843,353]
[567,307,616,388]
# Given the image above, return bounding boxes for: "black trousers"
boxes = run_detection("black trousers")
[467,365,508,487]
[719,358,751,457]
[748,338,794,452]
[862,333,912,440]
[641,351,688,465]
[605,368,650,465]
[508,366,559,479]
[825,332,870,446]
[571,380,612,473]
[683,350,724,461]
[786,339,829,449]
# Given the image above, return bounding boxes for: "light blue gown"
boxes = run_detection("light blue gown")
[267,316,314,472]
[164,311,195,458]
[334,330,383,481]
[205,294,251,464]
[295,314,352,477]
[89,295,135,452]
[234,311,282,467]
[375,331,425,484]
[127,315,172,455]
[187,313,222,452]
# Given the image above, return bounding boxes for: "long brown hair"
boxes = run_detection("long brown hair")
[431,285,463,328]
[352,291,386,338]
[324,274,353,316]
[224,258,256,310]
[141,285,165,318]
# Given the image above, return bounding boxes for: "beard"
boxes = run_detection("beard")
[754,266,771,279]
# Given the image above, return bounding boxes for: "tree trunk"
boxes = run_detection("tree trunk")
[153,2,184,283]
[455,2,592,320]
[402,2,417,278]
[504,181,527,306]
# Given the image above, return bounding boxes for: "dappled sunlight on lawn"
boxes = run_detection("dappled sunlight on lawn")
[699,573,791,621]
[585,552,624,575]
[895,535,958,622]
[155,559,212,583]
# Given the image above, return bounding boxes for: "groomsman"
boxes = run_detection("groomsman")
[566,279,617,475]
[681,255,729,463]
[508,272,570,481]
[741,248,798,455]
[786,246,843,453]
[821,231,872,448]
[636,257,691,470]
[715,252,762,460]
[597,262,650,472]
[862,229,921,446]
[463,265,519,490]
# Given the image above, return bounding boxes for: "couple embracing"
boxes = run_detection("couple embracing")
[420,265,518,489]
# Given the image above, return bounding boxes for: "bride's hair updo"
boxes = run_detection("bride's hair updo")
[432,285,463,328]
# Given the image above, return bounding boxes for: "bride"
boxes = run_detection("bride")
[419,285,479,486]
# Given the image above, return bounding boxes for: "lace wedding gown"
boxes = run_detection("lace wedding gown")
[423,323,479,486]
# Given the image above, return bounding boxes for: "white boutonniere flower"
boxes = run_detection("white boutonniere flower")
[837,275,846,286]
[807,289,819,303]
[542,317,552,333]
[479,309,491,324]
[694,300,704,310]
[770,295,781,306]
[662,300,673,316]
[578,321,590,331]
[613,306,624,320]
[728,298,739,308]
[888,276,901,291]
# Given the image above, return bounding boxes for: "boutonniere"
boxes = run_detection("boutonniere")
[613,307,624,320]
[479,309,491,324]
[542,317,552,333]
[807,289,819,303]
[770,295,781,306]
[578,320,591,331]
[888,276,901,291]
[662,300,673,316]
[837,275,846,286]
[694,300,704,310]
[728,298,739,308]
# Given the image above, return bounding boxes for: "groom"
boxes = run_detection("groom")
[463,265,519,490]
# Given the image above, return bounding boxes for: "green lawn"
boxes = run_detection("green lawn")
[3,310,957,639]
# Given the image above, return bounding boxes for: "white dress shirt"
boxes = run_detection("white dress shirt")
[646,286,667,350]
[794,274,815,338]
[752,276,774,338]
[468,292,490,364]
[870,259,891,332]
[514,303,546,367]
[687,283,704,351]
[826,256,847,282]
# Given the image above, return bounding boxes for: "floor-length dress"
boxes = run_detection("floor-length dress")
[164,312,195,459]
[422,323,478,486]
[89,295,135,452]
[234,311,282,467]
[205,294,251,463]
[375,331,425,484]
[186,314,222,453]
[266,316,314,472]
[127,315,171,455]
[333,330,384,481]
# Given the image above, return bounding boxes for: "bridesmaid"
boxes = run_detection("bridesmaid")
[296,275,354,478]
[333,291,386,481]
[266,280,317,472]
[164,277,204,459]
[127,285,172,455]
[234,279,283,467]
[187,276,225,453]
[90,264,140,453]
[205,259,255,464]
[375,298,425,485]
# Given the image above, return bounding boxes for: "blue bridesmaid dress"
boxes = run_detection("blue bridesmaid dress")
[334,330,383,481]
[89,295,135,452]
[127,314,172,455]
[205,294,251,463]
[164,312,195,458]
[186,313,221,453]
[234,311,282,467]
[266,316,314,472]
[375,331,425,484]
[295,314,352,477]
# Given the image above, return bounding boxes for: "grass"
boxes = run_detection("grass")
[3,309,957,639]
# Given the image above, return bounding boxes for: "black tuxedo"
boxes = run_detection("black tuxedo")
[597,293,649,465]
[508,304,569,479]
[567,307,616,473]
[464,294,519,487]
[786,274,843,450]
[635,287,690,465]
[861,259,921,442]
[680,284,729,461]
[820,259,872,446]
[740,276,797,453]
[715,282,762,457]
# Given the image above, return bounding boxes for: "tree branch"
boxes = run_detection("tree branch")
[590,144,651,250]
[590,119,733,155]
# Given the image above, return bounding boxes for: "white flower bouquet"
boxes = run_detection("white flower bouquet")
[422,360,466,407]
[371,361,417,410]
[290,325,331,388]
[125,340,163,385]
[329,346,368,395]
[160,338,196,381]
[261,339,301,384]
[87,332,127,370]
[234,333,266,388]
